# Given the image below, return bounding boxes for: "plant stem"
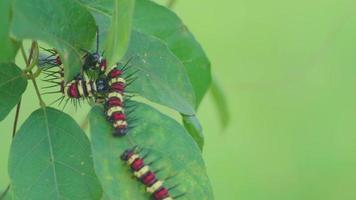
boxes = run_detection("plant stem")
[12,100,22,138]
[30,72,45,107]
[0,185,10,200]
[167,0,177,8]
[21,42,46,107]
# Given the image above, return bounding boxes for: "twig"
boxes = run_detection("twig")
[20,41,46,107]
[12,100,22,138]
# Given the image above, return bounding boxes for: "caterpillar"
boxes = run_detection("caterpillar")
[104,64,129,136]
[40,51,109,107]
[39,45,138,135]
[121,147,183,200]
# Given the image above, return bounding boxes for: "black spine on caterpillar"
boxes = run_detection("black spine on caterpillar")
[104,64,128,137]
[121,148,175,200]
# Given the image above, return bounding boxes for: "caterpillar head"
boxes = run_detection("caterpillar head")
[121,148,134,161]
[83,52,103,71]
[113,127,128,137]
[95,78,109,93]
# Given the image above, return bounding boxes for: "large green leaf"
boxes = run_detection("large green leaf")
[78,0,135,64]
[133,0,211,107]
[125,31,196,115]
[0,0,20,62]
[0,63,27,121]
[8,107,102,200]
[11,0,97,80]
[89,102,214,200]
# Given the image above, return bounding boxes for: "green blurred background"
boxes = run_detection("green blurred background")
[2,0,356,199]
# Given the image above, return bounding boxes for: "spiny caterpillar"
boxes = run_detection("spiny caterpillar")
[41,60,109,108]
[121,147,184,200]
[104,63,129,136]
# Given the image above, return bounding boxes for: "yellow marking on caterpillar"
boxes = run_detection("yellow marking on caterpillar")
[108,92,124,102]
[86,82,92,96]
[162,197,173,200]
[109,77,126,85]
[134,166,150,178]
[77,80,84,96]
[146,181,163,193]
[64,81,74,97]
[92,81,97,92]
[113,120,127,128]
[127,154,139,165]
[106,106,123,117]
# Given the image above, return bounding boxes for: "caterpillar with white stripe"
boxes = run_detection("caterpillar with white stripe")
[121,147,184,200]
[104,64,129,136]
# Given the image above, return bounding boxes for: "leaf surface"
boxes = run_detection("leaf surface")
[8,107,102,200]
[89,102,214,200]
[11,0,97,79]
[133,0,211,106]
[0,63,27,121]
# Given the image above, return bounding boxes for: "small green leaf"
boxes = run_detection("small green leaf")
[0,62,27,121]
[104,0,135,66]
[211,77,230,128]
[11,0,97,80]
[9,107,102,200]
[0,0,20,62]
[78,0,135,64]
[133,0,211,107]
[89,102,214,200]
[182,114,204,150]
[125,31,196,115]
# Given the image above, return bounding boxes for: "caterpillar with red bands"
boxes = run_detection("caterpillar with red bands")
[104,64,129,136]
[121,148,183,200]
[40,50,109,107]
[40,46,136,136]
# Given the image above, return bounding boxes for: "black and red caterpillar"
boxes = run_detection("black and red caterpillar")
[121,148,183,200]
[104,63,131,136]
[40,48,134,137]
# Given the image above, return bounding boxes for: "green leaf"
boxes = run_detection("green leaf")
[89,102,214,200]
[11,0,97,80]
[133,0,211,107]
[0,0,20,62]
[211,77,230,128]
[77,0,135,64]
[104,0,135,66]
[125,31,196,115]
[182,115,204,150]
[8,107,102,200]
[0,62,27,121]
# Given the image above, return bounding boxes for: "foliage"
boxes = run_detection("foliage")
[0,0,219,199]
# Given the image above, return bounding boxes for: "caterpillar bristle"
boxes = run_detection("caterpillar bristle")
[124,69,140,81]
[50,96,65,106]
[41,80,61,84]
[167,184,180,191]
[41,91,61,95]
[42,84,60,89]
[173,193,186,199]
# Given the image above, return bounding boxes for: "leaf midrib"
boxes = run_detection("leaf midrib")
[42,108,61,199]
